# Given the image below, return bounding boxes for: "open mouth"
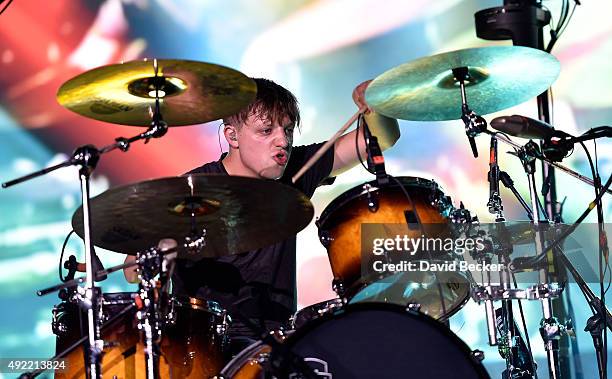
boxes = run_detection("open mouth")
[272,151,288,166]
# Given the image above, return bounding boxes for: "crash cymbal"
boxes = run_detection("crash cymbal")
[365,46,560,121]
[72,174,314,259]
[57,59,256,126]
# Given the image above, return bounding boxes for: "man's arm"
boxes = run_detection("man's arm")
[331,80,400,176]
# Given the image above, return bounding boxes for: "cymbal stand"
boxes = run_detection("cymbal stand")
[2,83,169,379]
[137,247,166,379]
[453,66,487,158]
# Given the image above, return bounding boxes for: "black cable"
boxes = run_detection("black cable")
[0,0,14,16]
[512,272,539,379]
[355,114,372,173]
[592,137,612,293]
[582,137,609,377]
[546,0,580,52]
[218,122,225,154]
[597,144,612,296]
[58,230,75,282]
[556,1,579,39]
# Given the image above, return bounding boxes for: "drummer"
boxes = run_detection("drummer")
[124,78,400,352]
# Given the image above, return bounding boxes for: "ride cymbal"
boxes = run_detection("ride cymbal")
[72,174,314,259]
[57,59,256,126]
[365,46,560,121]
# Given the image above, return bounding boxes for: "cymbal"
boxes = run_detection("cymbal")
[365,46,560,121]
[57,59,257,126]
[72,175,314,259]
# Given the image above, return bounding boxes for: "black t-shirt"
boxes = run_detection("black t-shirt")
[173,142,334,337]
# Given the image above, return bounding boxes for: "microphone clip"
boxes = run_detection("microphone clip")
[363,118,389,185]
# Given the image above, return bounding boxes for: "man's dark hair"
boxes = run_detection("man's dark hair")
[224,78,300,128]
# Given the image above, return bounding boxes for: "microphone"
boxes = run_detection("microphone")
[362,119,388,185]
[490,115,565,140]
[487,135,505,221]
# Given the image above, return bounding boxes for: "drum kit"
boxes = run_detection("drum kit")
[3,45,611,379]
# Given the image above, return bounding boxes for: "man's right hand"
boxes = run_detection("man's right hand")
[123,255,139,283]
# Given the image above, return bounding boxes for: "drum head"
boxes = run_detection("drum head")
[349,270,470,320]
[276,303,489,379]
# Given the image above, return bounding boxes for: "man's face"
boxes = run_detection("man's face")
[232,112,295,179]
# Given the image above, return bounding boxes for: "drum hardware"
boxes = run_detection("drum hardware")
[362,113,389,186]
[516,136,562,379]
[469,234,540,378]
[472,349,486,362]
[317,230,334,248]
[472,283,564,302]
[136,239,177,379]
[364,183,379,212]
[499,171,535,222]
[3,59,199,379]
[214,302,320,379]
[510,178,612,379]
[330,279,345,297]
[487,135,505,222]
[454,65,488,158]
[39,246,232,378]
[291,299,346,330]
[465,129,610,379]
[406,302,422,313]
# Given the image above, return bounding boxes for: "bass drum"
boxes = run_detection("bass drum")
[218,303,489,379]
[276,302,490,379]
[317,176,472,320]
[55,293,230,379]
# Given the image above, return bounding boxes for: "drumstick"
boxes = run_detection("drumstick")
[292,106,367,184]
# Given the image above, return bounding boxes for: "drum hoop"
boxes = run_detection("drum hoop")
[278,302,490,378]
[317,176,442,229]
[171,295,227,316]
[291,298,345,329]
[218,340,268,376]
[342,271,472,321]
[101,292,136,306]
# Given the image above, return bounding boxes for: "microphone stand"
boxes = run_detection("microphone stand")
[510,138,562,379]
[488,134,506,223]
[484,131,611,196]
[485,137,537,378]
[473,126,611,378]
[499,171,534,222]
[362,116,389,186]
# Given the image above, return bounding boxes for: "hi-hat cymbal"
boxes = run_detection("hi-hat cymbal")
[72,175,314,259]
[365,46,560,121]
[57,59,256,126]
